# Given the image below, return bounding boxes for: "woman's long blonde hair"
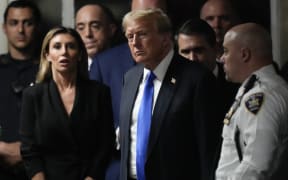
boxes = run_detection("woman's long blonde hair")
[36,26,89,83]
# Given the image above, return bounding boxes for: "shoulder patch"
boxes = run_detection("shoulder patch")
[245,92,264,115]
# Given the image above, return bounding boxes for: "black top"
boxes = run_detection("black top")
[0,54,38,180]
[20,79,115,180]
[0,53,38,142]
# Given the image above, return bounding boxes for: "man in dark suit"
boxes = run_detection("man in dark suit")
[120,9,220,180]
[89,0,167,134]
[176,18,239,120]
[176,19,239,177]
[89,1,167,180]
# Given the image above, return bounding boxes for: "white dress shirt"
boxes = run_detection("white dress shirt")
[129,49,174,178]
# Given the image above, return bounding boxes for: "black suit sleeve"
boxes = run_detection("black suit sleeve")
[193,70,221,180]
[87,86,115,179]
[19,87,44,179]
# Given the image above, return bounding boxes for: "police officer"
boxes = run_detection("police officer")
[0,1,41,180]
[216,23,288,180]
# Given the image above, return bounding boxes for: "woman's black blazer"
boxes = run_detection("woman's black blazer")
[20,79,115,180]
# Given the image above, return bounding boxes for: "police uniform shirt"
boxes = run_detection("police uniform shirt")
[0,54,38,142]
[216,64,288,180]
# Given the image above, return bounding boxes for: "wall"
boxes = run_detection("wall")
[0,0,8,53]
[0,0,286,69]
[271,0,288,68]
[0,0,62,54]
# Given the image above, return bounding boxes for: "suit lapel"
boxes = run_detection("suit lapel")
[48,80,74,140]
[121,65,143,157]
[146,56,179,160]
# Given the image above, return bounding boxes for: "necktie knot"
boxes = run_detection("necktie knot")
[146,71,156,86]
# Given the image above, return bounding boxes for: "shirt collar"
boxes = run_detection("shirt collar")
[213,63,219,77]
[143,48,174,82]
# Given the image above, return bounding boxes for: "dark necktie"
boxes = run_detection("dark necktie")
[136,71,156,180]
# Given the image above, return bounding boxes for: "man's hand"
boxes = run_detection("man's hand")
[32,172,45,180]
[84,176,94,180]
[0,141,22,166]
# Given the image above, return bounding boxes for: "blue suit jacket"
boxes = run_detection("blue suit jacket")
[89,43,135,128]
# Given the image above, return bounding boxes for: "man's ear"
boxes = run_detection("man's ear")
[2,23,7,35]
[241,47,251,62]
[109,23,117,37]
[162,32,172,47]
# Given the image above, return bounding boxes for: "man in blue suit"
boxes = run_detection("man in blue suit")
[90,43,134,129]
[75,3,119,70]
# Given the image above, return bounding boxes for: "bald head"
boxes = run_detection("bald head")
[226,23,272,60]
[222,23,273,83]
[131,0,167,11]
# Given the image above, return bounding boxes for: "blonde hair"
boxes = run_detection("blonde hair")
[122,8,172,34]
[36,27,88,83]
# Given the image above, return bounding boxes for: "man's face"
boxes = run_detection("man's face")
[177,34,216,71]
[221,31,242,82]
[200,1,235,44]
[75,5,116,58]
[3,7,37,51]
[125,18,169,68]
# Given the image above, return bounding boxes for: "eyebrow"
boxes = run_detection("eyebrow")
[76,20,102,25]
[180,46,205,52]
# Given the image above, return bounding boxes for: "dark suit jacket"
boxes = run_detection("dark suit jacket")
[20,79,115,180]
[89,43,135,128]
[119,54,221,180]
[213,63,239,146]
[210,63,239,179]
[216,62,239,119]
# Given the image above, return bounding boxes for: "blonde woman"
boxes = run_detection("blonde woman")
[20,27,115,180]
